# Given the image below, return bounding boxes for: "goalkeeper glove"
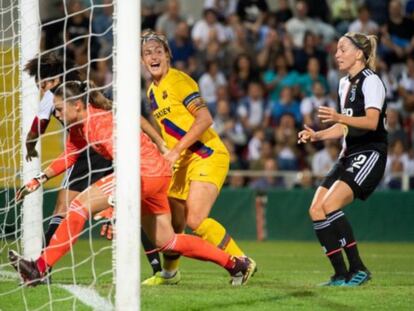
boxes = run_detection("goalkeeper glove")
[16,172,48,203]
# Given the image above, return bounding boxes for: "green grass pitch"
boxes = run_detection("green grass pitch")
[0,240,413,310]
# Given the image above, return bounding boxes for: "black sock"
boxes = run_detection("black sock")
[141,228,162,274]
[313,219,348,277]
[327,210,366,272]
[44,216,64,247]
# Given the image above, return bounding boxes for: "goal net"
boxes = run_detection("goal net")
[0,0,140,309]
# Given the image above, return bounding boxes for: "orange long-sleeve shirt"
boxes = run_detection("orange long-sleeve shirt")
[48,105,171,178]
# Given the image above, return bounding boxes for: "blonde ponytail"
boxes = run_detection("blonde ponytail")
[344,32,378,71]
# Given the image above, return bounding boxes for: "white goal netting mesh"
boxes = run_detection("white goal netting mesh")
[0,1,119,309]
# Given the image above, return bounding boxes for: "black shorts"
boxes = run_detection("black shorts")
[62,147,113,192]
[321,149,386,200]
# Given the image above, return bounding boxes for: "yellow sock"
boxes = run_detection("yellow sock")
[162,253,180,272]
[194,218,245,257]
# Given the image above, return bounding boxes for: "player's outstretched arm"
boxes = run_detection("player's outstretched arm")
[25,118,50,161]
[318,106,380,131]
[140,116,168,154]
[298,123,346,144]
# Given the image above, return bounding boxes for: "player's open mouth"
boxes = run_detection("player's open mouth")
[151,63,160,69]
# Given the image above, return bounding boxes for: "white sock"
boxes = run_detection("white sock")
[160,269,177,279]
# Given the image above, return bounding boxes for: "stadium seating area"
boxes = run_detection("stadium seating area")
[40,0,414,190]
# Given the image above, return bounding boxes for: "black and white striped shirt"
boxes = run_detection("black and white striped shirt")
[338,68,388,155]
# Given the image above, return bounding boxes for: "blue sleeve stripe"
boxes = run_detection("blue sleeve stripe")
[183,92,201,107]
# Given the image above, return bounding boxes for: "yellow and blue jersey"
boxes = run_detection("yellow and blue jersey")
[147,68,228,161]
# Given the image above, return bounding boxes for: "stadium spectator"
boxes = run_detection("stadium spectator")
[301,81,336,128]
[293,31,328,75]
[227,172,246,189]
[236,0,269,34]
[168,21,197,75]
[198,60,227,115]
[155,0,184,40]
[191,8,227,50]
[398,55,414,112]
[311,140,340,181]
[274,0,293,23]
[92,0,113,58]
[286,0,318,49]
[249,140,274,170]
[141,0,166,30]
[263,54,299,102]
[293,168,315,189]
[213,99,247,148]
[376,57,399,107]
[237,80,268,133]
[65,0,91,66]
[256,26,294,69]
[380,0,414,65]
[204,0,237,21]
[298,57,330,97]
[384,138,414,189]
[387,107,409,147]
[249,158,285,190]
[247,128,265,161]
[306,0,331,23]
[228,53,259,101]
[266,86,302,126]
[274,114,299,171]
[331,0,358,34]
[363,0,389,26]
[225,14,255,66]
[348,5,379,36]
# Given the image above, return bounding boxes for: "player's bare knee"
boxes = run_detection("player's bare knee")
[309,203,324,220]
[186,214,204,231]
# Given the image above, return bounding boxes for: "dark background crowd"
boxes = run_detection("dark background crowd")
[40,0,414,191]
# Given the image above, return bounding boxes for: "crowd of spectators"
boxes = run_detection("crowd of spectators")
[41,0,414,190]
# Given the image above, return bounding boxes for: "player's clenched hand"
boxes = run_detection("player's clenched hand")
[163,149,180,168]
[25,148,39,162]
[16,172,48,203]
[298,125,317,144]
[94,207,115,240]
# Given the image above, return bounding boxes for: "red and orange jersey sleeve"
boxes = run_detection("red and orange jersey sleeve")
[48,126,87,176]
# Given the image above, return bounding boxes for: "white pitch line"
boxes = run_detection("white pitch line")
[0,269,114,310]
[58,284,114,311]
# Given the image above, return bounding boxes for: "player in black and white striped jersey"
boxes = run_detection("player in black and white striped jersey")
[298,32,387,286]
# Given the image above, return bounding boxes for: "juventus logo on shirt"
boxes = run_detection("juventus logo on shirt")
[349,84,357,102]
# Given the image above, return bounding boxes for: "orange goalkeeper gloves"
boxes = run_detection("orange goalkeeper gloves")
[16,172,48,203]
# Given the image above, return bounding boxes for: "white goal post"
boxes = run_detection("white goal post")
[20,0,43,261]
[113,0,141,310]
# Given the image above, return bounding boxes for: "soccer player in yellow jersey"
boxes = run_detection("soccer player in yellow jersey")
[141,30,256,285]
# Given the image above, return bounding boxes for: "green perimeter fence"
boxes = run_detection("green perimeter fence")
[1,188,413,241]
